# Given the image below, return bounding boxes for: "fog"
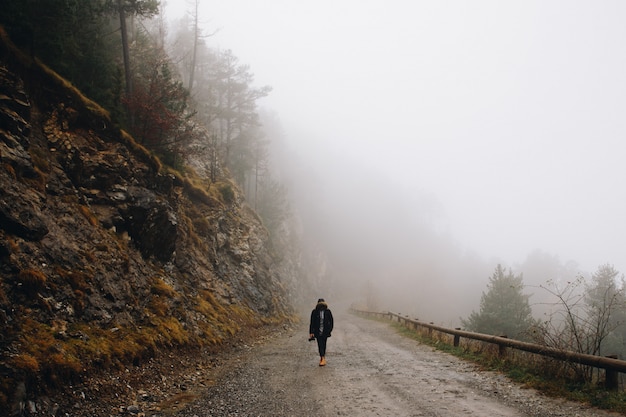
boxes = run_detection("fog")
[165,1,626,324]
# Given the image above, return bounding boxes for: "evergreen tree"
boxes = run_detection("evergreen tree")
[462,264,538,340]
[0,0,121,111]
[167,24,272,186]
[256,175,289,237]
[210,50,271,172]
[124,28,191,165]
[584,264,626,357]
[103,0,160,97]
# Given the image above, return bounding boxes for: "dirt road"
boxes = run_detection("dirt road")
[175,310,622,417]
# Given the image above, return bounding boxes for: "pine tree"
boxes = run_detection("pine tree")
[462,264,538,340]
[583,264,626,357]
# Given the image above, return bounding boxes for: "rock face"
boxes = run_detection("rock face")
[0,33,293,410]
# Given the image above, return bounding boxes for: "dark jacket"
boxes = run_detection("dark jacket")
[309,301,333,338]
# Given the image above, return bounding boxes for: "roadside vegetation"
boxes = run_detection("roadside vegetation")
[390,320,626,414]
[359,261,626,415]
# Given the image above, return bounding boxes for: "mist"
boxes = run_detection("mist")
[164,1,626,324]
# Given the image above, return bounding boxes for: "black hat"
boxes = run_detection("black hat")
[317,298,325,303]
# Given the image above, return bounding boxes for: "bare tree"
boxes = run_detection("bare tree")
[537,265,626,382]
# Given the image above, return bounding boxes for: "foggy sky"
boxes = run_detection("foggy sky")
[164,1,626,290]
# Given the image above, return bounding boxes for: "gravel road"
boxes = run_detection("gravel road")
[174,310,623,417]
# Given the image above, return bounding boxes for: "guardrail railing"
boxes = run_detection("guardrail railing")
[352,308,626,390]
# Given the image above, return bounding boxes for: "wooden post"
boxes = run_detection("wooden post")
[606,355,619,390]
[454,328,461,347]
[499,336,508,358]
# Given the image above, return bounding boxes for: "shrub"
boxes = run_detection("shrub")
[9,354,40,373]
[150,277,175,297]
[18,269,47,293]
[219,184,234,204]
[148,296,169,317]
[44,352,82,386]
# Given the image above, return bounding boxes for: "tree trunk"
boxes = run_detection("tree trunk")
[118,0,133,126]
[119,1,132,96]
[188,0,199,95]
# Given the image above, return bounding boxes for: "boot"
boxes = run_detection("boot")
[319,356,326,366]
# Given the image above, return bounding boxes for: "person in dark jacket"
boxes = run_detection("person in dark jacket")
[309,298,334,366]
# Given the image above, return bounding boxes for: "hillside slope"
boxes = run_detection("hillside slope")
[0,28,295,411]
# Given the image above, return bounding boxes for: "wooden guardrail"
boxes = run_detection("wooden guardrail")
[352,309,626,390]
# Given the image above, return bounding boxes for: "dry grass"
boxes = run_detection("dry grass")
[13,318,86,387]
[158,317,188,345]
[6,237,19,253]
[157,392,199,414]
[0,281,7,305]
[23,166,46,192]
[0,25,296,407]
[78,205,98,226]
[183,176,220,206]
[181,213,203,247]
[2,163,16,179]
[192,215,211,237]
[29,147,51,174]
[150,277,176,297]
[148,296,170,317]
[53,267,91,293]
[18,268,47,293]
[8,354,40,373]
[119,130,161,172]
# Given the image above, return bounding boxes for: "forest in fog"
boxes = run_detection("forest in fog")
[3,0,626,368]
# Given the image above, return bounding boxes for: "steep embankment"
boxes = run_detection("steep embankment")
[0,28,294,410]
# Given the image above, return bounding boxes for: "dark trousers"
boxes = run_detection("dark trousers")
[316,335,328,357]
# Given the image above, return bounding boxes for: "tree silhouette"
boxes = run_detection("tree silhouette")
[124,30,192,166]
[583,264,626,357]
[106,0,159,96]
[462,264,538,340]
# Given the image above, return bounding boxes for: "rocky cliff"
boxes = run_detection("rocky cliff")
[0,28,294,410]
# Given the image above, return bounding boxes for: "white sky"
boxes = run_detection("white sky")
[164,0,626,275]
